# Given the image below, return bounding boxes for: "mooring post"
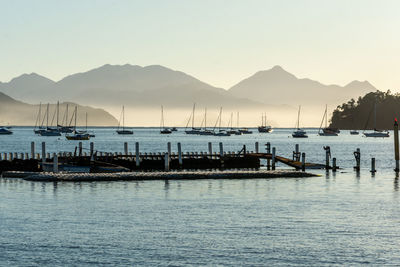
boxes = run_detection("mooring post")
[219,142,223,157]
[266,142,271,170]
[41,142,46,164]
[124,142,128,155]
[177,142,183,167]
[208,142,212,157]
[394,119,399,172]
[371,158,376,173]
[167,142,172,156]
[53,154,58,173]
[135,142,140,167]
[324,146,330,170]
[30,142,35,159]
[354,148,360,171]
[255,142,259,153]
[79,142,83,157]
[295,144,300,161]
[272,147,276,170]
[332,158,337,172]
[88,142,93,157]
[164,153,170,171]
[301,152,306,172]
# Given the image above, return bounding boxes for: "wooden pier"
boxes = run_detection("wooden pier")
[0,141,327,178]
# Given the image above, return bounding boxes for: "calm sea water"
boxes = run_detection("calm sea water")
[1,127,400,265]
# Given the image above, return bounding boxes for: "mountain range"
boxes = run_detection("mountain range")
[0,64,378,126]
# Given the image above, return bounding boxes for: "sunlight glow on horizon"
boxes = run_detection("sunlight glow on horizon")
[0,0,399,91]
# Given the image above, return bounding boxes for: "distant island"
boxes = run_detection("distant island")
[330,90,398,130]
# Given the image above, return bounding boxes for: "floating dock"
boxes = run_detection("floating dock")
[2,170,317,182]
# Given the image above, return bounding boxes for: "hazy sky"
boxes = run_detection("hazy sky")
[0,0,399,90]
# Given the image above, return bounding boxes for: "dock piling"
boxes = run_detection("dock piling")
[164,153,170,171]
[208,142,212,156]
[219,142,223,157]
[167,142,171,156]
[53,154,58,173]
[266,142,271,170]
[394,119,399,172]
[177,143,183,167]
[124,142,128,155]
[255,142,259,153]
[324,146,331,170]
[371,158,376,173]
[332,158,337,172]
[135,142,140,167]
[79,142,83,157]
[294,144,300,161]
[41,142,46,164]
[301,153,306,171]
[31,142,35,159]
[272,147,276,170]
[354,148,360,171]
[90,142,94,157]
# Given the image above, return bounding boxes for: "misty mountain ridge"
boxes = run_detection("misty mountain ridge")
[229,65,377,108]
[0,64,380,126]
[0,64,263,109]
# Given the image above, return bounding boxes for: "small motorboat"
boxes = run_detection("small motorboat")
[350,130,359,135]
[0,127,13,135]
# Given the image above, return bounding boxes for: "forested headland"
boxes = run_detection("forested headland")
[330,90,400,130]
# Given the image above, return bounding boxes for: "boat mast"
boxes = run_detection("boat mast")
[205,108,208,130]
[86,112,88,131]
[66,104,69,127]
[56,101,59,130]
[374,101,377,130]
[192,103,196,129]
[35,103,42,130]
[161,105,164,129]
[325,105,328,128]
[74,106,77,132]
[46,103,49,129]
[122,106,125,131]
[297,106,301,129]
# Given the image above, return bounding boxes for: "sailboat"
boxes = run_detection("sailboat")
[227,112,240,135]
[116,106,133,135]
[66,106,91,140]
[318,105,339,136]
[258,113,272,133]
[363,102,389,137]
[160,106,172,134]
[58,104,74,133]
[213,107,230,136]
[39,103,61,136]
[185,104,201,134]
[34,103,46,134]
[292,106,308,138]
[199,108,214,135]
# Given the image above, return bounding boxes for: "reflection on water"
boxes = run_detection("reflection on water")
[2,127,400,265]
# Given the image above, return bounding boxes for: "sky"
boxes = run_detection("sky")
[0,0,399,90]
